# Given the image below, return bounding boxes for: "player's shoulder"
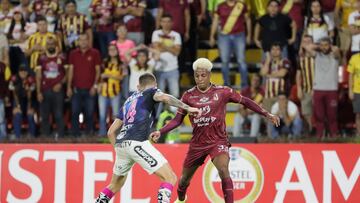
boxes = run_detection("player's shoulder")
[213,84,233,92]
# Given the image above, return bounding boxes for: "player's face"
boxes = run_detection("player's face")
[117,26,127,39]
[319,41,331,54]
[65,2,76,15]
[37,20,48,33]
[270,46,281,58]
[267,2,279,16]
[311,1,321,15]
[302,36,313,47]
[194,68,210,90]
[160,17,173,31]
[19,70,28,79]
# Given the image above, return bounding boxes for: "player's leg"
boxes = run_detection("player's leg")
[95,174,128,203]
[131,140,175,203]
[210,143,233,203]
[96,145,134,202]
[154,163,178,203]
[176,165,200,202]
[176,146,207,202]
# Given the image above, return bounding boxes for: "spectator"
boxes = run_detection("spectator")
[111,24,136,102]
[348,0,360,55]
[304,37,341,138]
[35,36,66,138]
[152,14,181,98]
[98,43,124,137]
[57,0,92,52]
[233,74,264,137]
[14,0,32,21]
[5,10,28,73]
[115,0,146,45]
[260,42,290,112]
[296,35,315,134]
[30,0,59,22]
[348,47,360,136]
[156,0,190,40]
[260,42,290,136]
[335,0,356,63]
[9,64,36,139]
[254,0,297,58]
[270,91,302,139]
[0,0,14,34]
[209,0,251,87]
[156,0,190,73]
[90,0,117,58]
[67,33,101,137]
[0,60,7,141]
[112,24,136,61]
[124,44,160,94]
[304,0,335,43]
[25,16,61,70]
[45,8,57,33]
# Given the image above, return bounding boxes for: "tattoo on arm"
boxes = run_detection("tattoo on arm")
[166,95,190,111]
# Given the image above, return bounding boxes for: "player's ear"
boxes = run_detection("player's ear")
[137,84,140,91]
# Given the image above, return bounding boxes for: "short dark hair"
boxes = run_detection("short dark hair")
[303,34,314,41]
[35,15,47,23]
[65,0,76,6]
[278,91,288,98]
[139,73,156,86]
[319,37,332,44]
[161,13,173,20]
[267,0,280,7]
[270,42,282,49]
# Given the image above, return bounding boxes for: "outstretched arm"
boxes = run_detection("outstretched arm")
[150,112,186,143]
[240,96,280,127]
[153,91,201,115]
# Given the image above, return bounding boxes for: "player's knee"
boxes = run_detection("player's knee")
[217,166,230,179]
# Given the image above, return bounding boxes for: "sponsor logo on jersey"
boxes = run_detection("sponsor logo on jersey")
[203,147,264,202]
[213,93,219,101]
[200,105,211,115]
[193,116,217,127]
[134,146,158,167]
[200,97,210,103]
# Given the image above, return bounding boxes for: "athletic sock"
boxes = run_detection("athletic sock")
[221,177,234,203]
[177,183,189,201]
[158,182,174,203]
[95,187,114,203]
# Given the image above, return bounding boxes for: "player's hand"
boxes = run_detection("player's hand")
[267,113,280,127]
[150,131,161,143]
[188,107,202,117]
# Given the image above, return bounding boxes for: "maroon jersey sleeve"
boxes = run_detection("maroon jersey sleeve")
[223,86,242,104]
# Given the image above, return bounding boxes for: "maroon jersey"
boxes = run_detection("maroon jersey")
[178,85,242,145]
[38,54,66,92]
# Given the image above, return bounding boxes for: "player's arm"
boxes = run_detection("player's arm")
[227,88,280,126]
[153,91,201,115]
[107,118,123,146]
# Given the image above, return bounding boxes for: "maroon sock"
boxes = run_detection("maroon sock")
[177,183,189,201]
[221,177,234,203]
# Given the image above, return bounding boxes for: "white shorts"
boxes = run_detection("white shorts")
[113,140,168,176]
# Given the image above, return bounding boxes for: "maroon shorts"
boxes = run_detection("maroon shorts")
[183,141,230,168]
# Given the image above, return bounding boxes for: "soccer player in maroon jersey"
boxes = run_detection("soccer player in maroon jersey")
[150,58,280,203]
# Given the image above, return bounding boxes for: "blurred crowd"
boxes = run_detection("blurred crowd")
[0,0,359,142]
